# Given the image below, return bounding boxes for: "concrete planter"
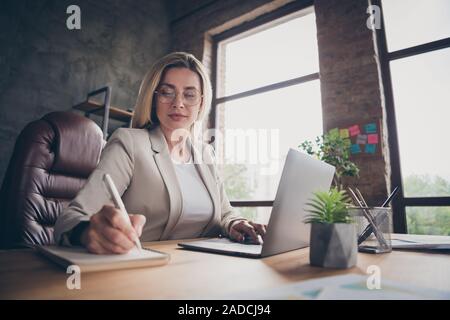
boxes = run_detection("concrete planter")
[309,223,357,269]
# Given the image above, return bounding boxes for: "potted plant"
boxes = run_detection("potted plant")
[299,130,359,190]
[304,188,357,269]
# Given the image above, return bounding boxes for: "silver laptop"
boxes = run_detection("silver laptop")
[178,148,335,258]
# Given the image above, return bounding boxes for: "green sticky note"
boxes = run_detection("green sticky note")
[365,144,376,154]
[365,123,377,133]
[343,138,351,148]
[351,144,361,154]
[329,128,339,137]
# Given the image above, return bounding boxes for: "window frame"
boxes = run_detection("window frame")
[210,0,316,208]
[373,0,450,233]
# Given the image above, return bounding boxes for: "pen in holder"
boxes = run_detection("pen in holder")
[348,188,393,254]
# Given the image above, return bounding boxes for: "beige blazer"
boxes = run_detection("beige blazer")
[54,126,245,244]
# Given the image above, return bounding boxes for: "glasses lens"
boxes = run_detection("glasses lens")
[156,86,201,105]
[158,86,175,103]
[183,89,200,105]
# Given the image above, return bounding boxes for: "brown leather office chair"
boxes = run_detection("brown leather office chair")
[0,111,104,248]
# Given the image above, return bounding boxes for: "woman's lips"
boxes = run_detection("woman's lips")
[168,114,187,121]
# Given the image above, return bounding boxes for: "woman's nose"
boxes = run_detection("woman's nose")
[172,93,185,108]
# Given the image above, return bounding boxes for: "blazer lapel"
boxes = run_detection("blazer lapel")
[148,126,183,240]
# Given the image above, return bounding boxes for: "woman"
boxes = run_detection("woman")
[54,52,266,254]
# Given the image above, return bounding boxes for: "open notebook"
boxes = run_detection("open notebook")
[35,245,170,272]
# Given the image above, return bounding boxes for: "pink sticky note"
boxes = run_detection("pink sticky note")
[368,134,378,144]
[348,125,361,136]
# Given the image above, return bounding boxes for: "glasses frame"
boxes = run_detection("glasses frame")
[154,86,203,107]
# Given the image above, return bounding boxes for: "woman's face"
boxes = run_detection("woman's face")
[155,67,202,134]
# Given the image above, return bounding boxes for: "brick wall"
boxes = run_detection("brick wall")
[315,0,389,205]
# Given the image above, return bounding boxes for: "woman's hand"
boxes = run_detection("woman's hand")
[229,220,267,244]
[80,205,146,254]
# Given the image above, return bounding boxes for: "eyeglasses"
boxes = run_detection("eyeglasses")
[154,85,203,106]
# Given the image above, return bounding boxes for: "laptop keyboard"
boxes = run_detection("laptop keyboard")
[184,238,263,254]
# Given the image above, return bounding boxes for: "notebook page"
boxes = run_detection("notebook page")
[41,246,167,265]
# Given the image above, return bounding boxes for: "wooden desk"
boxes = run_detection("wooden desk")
[0,239,449,299]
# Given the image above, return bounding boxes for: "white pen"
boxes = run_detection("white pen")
[103,173,142,252]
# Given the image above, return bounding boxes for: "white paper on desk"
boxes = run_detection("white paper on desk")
[218,274,450,300]
[391,234,450,250]
[391,240,450,250]
[315,282,448,300]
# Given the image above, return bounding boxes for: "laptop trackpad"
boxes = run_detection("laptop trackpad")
[179,238,262,254]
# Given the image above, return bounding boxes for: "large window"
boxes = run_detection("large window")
[212,3,321,223]
[378,0,450,235]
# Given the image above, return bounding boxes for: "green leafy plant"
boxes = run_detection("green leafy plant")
[299,130,359,190]
[304,188,353,224]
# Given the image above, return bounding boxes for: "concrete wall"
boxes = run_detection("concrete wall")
[0,0,171,183]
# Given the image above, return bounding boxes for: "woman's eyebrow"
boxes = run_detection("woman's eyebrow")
[159,82,198,90]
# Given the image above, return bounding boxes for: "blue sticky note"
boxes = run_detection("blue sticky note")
[365,123,377,133]
[351,144,361,154]
[365,144,376,154]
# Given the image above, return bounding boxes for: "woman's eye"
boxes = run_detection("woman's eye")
[184,91,197,98]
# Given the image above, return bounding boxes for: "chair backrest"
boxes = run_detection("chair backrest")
[0,111,104,248]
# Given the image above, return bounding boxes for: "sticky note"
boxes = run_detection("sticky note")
[348,125,361,136]
[350,144,361,154]
[329,128,339,136]
[339,129,349,138]
[343,138,351,148]
[356,134,367,145]
[368,134,378,144]
[365,144,376,154]
[365,123,377,133]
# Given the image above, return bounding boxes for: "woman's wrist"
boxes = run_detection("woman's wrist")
[69,221,90,246]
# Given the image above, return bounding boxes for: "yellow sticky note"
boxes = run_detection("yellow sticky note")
[339,129,349,138]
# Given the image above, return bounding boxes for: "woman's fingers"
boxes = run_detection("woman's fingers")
[98,221,135,251]
[83,205,141,254]
[85,241,105,254]
[232,221,260,243]
[85,234,110,255]
[249,222,267,238]
[229,226,245,242]
[87,225,131,254]
[100,205,138,241]
[129,214,146,237]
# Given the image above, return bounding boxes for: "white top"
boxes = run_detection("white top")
[169,153,214,239]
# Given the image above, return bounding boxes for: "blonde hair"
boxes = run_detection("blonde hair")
[132,52,212,131]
